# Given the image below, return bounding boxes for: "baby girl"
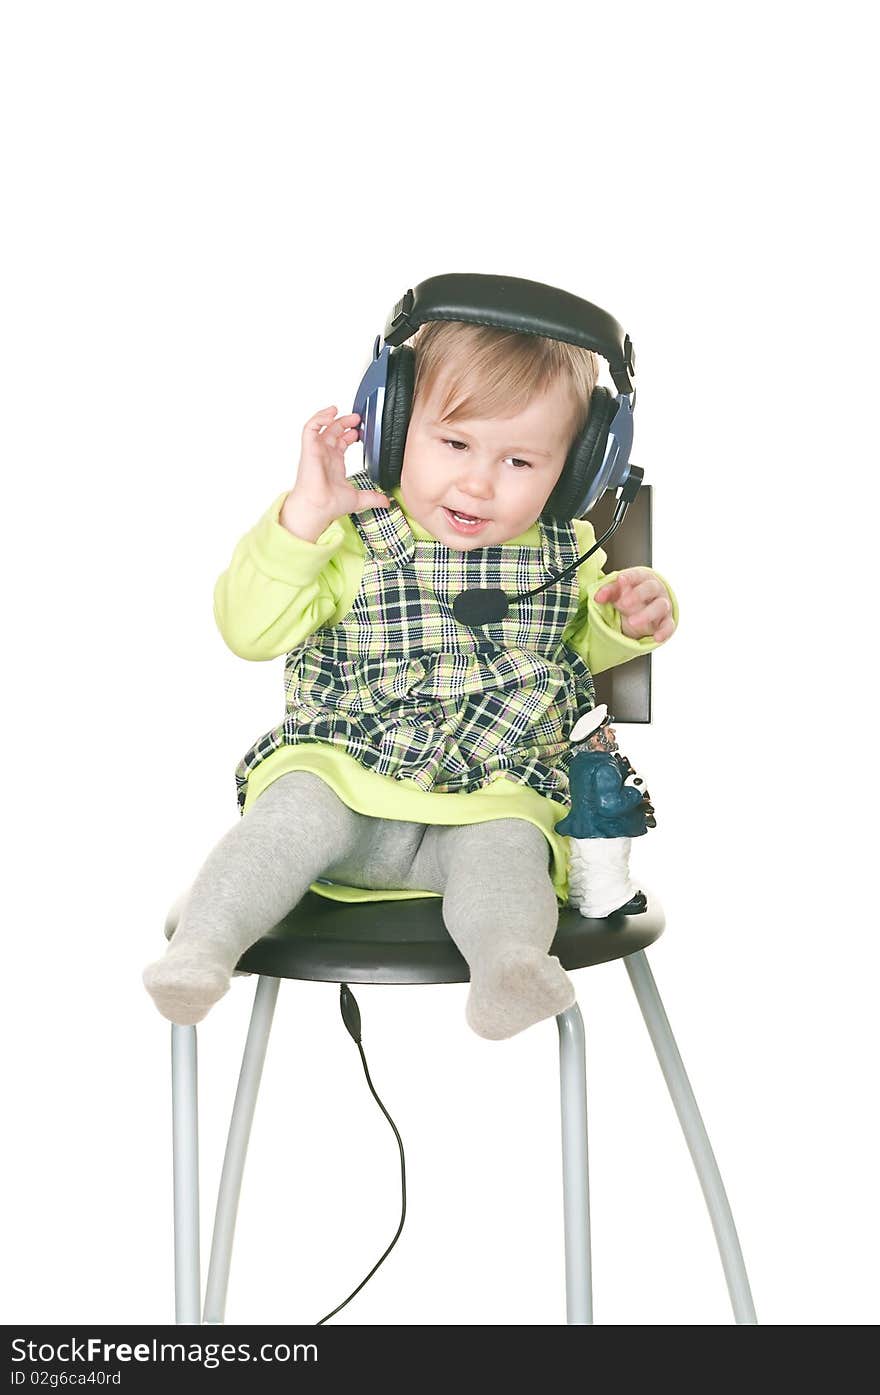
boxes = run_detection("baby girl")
[143,316,677,1039]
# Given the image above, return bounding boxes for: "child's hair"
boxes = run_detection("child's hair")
[410,320,601,448]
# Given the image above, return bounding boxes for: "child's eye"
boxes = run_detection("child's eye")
[442,439,532,469]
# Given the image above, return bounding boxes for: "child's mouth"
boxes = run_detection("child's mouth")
[442,506,490,535]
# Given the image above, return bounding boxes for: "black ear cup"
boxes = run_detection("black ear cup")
[377,346,416,492]
[542,386,618,521]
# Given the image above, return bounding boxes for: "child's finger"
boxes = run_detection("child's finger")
[322,419,359,446]
[304,407,338,433]
[323,413,362,434]
[619,576,665,611]
[593,578,620,604]
[627,595,673,633]
[652,615,677,643]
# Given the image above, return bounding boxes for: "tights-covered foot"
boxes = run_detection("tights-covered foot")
[465,947,576,1040]
[142,951,231,1026]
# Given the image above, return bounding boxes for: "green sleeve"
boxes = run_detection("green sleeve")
[213,491,363,660]
[561,518,681,676]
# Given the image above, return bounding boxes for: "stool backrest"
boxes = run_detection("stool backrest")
[587,484,652,723]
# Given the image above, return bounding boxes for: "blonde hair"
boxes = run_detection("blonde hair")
[409,319,601,445]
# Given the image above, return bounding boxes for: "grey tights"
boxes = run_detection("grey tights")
[143,771,574,1039]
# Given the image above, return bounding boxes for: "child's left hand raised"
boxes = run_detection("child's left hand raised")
[593,567,676,643]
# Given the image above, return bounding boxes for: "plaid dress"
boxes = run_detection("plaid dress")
[234,471,596,815]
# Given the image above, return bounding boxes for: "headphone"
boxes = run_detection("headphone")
[351,272,644,625]
[353,271,639,519]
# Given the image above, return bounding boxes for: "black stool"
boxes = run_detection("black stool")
[169,890,757,1324]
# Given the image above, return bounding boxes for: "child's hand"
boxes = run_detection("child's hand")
[280,406,391,542]
[593,567,676,643]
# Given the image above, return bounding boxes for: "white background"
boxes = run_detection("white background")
[2,0,877,1328]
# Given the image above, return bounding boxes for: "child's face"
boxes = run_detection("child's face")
[399,374,579,549]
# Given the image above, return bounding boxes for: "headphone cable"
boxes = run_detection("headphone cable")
[516,466,645,606]
[314,983,407,1325]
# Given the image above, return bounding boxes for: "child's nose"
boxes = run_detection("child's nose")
[456,462,494,500]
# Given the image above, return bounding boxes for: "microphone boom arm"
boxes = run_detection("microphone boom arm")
[516,467,644,606]
[451,468,644,626]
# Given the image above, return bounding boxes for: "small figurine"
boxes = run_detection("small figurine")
[556,703,656,919]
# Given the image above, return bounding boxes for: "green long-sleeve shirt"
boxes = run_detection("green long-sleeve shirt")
[214,486,679,905]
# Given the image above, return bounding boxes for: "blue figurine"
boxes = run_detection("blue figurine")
[556,703,655,918]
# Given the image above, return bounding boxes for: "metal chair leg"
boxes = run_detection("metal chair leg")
[623,949,758,1324]
[556,1002,593,1324]
[202,975,281,1324]
[171,1024,201,1324]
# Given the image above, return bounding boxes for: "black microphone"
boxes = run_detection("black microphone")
[452,587,512,625]
[452,468,644,627]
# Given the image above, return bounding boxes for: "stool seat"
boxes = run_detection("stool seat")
[235,890,665,985]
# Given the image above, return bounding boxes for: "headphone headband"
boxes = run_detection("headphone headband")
[381,272,636,396]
